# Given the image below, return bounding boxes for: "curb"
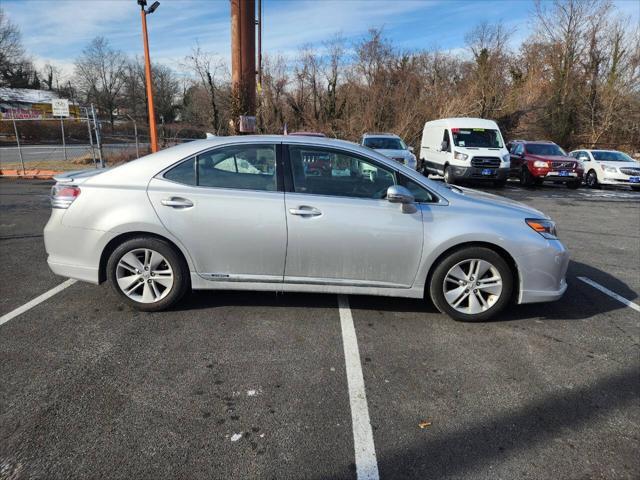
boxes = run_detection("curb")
[0,169,62,179]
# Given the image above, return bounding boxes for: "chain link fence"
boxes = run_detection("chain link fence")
[0,106,208,173]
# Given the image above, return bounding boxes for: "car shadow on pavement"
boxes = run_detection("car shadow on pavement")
[172,260,635,323]
[316,366,640,480]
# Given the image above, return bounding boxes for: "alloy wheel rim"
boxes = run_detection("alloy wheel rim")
[587,172,596,187]
[116,248,174,303]
[443,259,503,314]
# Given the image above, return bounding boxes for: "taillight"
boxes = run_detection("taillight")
[51,184,81,209]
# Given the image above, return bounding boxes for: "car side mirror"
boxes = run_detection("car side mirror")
[408,146,414,153]
[579,156,589,162]
[386,185,417,213]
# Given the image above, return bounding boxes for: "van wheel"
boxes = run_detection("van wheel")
[443,165,454,184]
[429,247,513,322]
[107,237,190,312]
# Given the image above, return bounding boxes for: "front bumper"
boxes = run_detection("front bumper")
[600,172,640,186]
[449,166,509,181]
[516,239,570,304]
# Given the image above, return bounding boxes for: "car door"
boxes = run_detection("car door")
[283,144,424,288]
[147,142,287,283]
[510,143,524,174]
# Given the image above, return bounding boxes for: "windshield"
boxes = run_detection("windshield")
[363,137,406,150]
[451,128,502,148]
[591,151,634,162]
[525,143,566,156]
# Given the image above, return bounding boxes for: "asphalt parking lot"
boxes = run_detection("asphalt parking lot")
[1,178,638,479]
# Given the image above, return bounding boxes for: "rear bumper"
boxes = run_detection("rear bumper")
[44,210,105,284]
[47,260,99,284]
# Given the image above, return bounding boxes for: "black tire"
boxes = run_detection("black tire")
[566,180,581,189]
[107,237,190,312]
[429,246,514,322]
[586,170,600,189]
[443,165,454,184]
[520,167,535,187]
[493,180,507,188]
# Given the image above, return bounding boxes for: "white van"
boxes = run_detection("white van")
[420,118,510,186]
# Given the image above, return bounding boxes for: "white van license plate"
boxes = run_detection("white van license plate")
[481,169,494,176]
[630,176,640,183]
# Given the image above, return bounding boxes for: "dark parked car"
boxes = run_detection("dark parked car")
[508,140,583,189]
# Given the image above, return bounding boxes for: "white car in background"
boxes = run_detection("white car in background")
[570,149,640,191]
[361,133,417,170]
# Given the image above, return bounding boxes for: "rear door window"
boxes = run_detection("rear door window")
[163,144,278,191]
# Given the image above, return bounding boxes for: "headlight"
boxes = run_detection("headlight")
[533,160,549,168]
[454,151,468,161]
[601,164,617,173]
[502,153,510,162]
[526,218,558,240]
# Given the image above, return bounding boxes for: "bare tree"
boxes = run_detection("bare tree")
[184,45,227,134]
[0,8,39,88]
[74,37,127,126]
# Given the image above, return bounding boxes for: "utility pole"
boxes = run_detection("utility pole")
[138,0,160,152]
[230,0,256,133]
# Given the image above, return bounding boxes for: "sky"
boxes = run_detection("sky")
[3,0,640,79]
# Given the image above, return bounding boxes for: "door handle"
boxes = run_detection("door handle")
[289,207,322,217]
[161,197,194,208]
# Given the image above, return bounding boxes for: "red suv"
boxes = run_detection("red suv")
[508,140,583,189]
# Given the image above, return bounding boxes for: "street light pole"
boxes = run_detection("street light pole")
[138,0,160,153]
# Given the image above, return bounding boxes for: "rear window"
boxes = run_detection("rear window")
[451,128,502,148]
[363,137,406,150]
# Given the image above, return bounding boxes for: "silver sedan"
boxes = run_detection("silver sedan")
[44,135,569,321]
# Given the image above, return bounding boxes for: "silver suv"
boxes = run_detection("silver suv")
[45,135,568,321]
[361,132,417,170]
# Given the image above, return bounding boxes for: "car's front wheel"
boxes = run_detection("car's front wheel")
[586,170,600,189]
[443,165,454,184]
[107,237,189,311]
[520,167,535,186]
[429,247,513,322]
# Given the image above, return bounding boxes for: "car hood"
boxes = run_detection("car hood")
[596,161,640,169]
[527,154,575,163]
[374,149,412,158]
[440,184,548,219]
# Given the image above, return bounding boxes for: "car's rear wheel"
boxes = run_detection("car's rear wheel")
[586,170,600,189]
[429,247,513,322]
[107,237,189,312]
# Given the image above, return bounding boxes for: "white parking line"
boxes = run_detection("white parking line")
[578,277,640,312]
[0,279,77,327]
[338,294,379,480]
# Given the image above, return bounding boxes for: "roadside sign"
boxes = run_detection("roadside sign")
[51,99,70,117]
[239,115,256,133]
